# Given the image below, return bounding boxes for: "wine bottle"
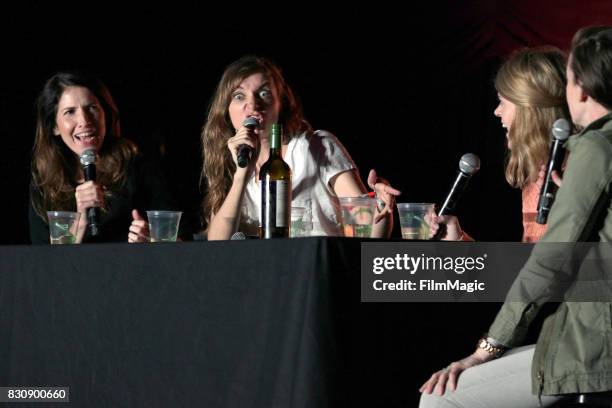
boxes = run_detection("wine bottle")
[259,123,291,238]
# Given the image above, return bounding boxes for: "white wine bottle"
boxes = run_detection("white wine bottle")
[259,123,291,238]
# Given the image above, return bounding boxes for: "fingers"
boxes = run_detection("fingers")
[447,363,462,391]
[367,169,378,189]
[128,209,149,243]
[419,369,448,395]
[132,209,144,221]
[434,369,450,396]
[419,372,439,394]
[75,181,105,212]
[551,170,563,187]
[128,221,150,243]
[228,126,258,166]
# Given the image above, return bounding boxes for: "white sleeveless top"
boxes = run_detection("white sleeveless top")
[240,130,357,237]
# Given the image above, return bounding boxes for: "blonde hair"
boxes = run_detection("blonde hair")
[495,47,570,188]
[200,56,310,230]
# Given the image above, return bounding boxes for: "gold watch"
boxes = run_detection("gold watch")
[477,336,506,358]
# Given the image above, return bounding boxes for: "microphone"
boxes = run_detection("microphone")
[230,232,258,240]
[79,149,100,236]
[439,153,481,216]
[236,117,259,168]
[536,118,571,224]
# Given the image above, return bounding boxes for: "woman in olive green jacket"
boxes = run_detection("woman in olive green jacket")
[420,26,612,407]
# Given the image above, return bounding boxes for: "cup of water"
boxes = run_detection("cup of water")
[339,196,377,238]
[47,211,80,244]
[146,211,182,242]
[397,203,435,240]
[290,206,313,237]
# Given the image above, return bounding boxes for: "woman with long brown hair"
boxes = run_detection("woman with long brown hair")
[29,71,177,243]
[201,56,399,240]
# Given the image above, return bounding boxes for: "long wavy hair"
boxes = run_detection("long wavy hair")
[495,47,570,188]
[31,71,137,220]
[200,56,310,229]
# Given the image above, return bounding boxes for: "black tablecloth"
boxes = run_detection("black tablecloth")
[0,238,504,407]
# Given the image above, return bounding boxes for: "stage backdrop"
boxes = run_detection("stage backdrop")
[3,1,612,244]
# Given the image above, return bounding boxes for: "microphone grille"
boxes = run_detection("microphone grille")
[79,149,96,166]
[230,232,247,240]
[552,118,571,141]
[459,153,480,175]
[242,117,259,129]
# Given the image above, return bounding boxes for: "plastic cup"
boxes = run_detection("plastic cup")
[397,203,435,240]
[147,211,182,242]
[47,211,80,244]
[291,206,312,237]
[339,196,377,238]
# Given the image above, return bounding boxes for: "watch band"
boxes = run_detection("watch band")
[477,336,506,358]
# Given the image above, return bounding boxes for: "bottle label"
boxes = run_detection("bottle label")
[261,179,290,228]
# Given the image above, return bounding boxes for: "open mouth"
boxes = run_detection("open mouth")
[73,130,98,145]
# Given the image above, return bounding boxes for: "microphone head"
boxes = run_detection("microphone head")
[243,117,259,129]
[552,118,571,141]
[458,153,480,175]
[79,149,96,167]
[231,232,247,240]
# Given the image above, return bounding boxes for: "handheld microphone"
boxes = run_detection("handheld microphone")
[536,118,571,224]
[237,117,259,168]
[439,153,481,216]
[79,149,100,236]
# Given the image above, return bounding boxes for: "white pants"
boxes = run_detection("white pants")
[419,345,562,408]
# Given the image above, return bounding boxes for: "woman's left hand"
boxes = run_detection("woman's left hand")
[367,169,401,223]
[128,209,150,243]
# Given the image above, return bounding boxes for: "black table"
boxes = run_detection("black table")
[0,238,502,407]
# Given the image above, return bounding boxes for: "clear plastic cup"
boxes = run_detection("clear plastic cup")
[146,211,182,242]
[339,196,377,238]
[397,203,435,240]
[47,211,80,244]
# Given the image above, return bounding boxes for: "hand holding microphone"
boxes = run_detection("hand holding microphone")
[77,149,103,236]
[236,117,260,168]
[536,118,570,224]
[433,153,480,240]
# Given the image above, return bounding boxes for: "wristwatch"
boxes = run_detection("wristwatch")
[477,335,507,358]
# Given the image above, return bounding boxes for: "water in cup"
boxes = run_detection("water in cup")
[47,211,80,244]
[147,211,182,242]
[397,203,435,240]
[339,197,377,238]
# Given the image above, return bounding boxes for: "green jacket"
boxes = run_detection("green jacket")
[488,113,612,396]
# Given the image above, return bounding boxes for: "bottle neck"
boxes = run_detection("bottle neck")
[269,124,281,157]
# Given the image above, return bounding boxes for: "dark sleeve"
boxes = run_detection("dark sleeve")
[28,182,50,245]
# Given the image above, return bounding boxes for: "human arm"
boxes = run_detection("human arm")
[207,126,259,240]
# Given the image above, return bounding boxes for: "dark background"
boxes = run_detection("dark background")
[1,2,611,406]
[5,1,612,244]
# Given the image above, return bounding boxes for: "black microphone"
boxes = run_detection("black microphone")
[439,153,481,216]
[236,117,259,168]
[79,149,100,236]
[536,118,571,224]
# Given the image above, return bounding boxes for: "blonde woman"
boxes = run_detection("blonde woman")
[435,47,570,242]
